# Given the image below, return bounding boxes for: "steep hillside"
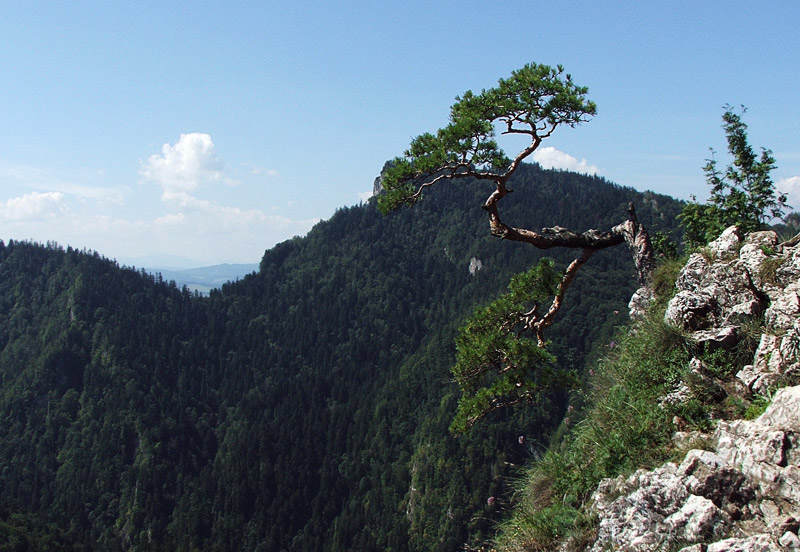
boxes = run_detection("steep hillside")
[493,227,800,551]
[0,163,682,551]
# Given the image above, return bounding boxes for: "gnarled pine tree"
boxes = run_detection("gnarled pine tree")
[378,63,654,431]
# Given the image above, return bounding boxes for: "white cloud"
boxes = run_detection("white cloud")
[532,146,600,175]
[153,212,187,227]
[137,203,318,264]
[166,195,319,235]
[246,163,280,177]
[182,196,270,225]
[140,133,230,201]
[0,191,64,221]
[777,176,800,211]
[0,136,318,265]
[0,164,125,205]
[134,133,320,262]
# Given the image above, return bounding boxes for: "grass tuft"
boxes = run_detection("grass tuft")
[650,256,687,304]
[758,255,784,285]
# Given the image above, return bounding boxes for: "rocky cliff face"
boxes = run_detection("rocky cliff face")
[574,227,800,552]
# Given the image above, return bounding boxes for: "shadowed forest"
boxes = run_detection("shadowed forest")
[0,163,683,551]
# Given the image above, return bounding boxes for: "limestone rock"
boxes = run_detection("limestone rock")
[672,430,710,451]
[629,285,655,321]
[738,328,800,394]
[664,494,730,542]
[758,386,800,432]
[666,289,717,330]
[780,530,800,550]
[583,385,800,551]
[665,228,766,332]
[693,325,740,351]
[705,534,780,551]
[746,231,779,248]
[777,245,800,285]
[574,228,800,552]
[738,230,777,289]
[708,226,743,261]
[764,281,800,332]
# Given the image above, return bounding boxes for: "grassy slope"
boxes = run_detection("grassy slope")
[490,257,764,551]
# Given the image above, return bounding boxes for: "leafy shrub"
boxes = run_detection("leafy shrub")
[679,106,787,247]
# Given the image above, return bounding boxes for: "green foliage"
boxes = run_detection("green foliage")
[0,164,683,551]
[493,283,768,551]
[376,62,641,438]
[679,105,788,247]
[494,502,586,552]
[650,255,686,304]
[493,311,696,550]
[377,63,596,213]
[744,393,771,420]
[450,260,575,433]
[0,511,79,552]
[651,230,679,260]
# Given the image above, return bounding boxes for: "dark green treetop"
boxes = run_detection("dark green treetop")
[378,63,597,215]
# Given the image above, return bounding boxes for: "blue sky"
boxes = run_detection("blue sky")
[2,2,798,266]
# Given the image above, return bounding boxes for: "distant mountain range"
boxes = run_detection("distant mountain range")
[145,263,259,294]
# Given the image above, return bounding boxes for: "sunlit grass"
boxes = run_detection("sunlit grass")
[489,292,765,551]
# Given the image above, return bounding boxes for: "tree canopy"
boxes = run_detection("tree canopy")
[378,63,654,431]
[378,63,596,216]
[0,164,684,551]
[450,259,579,433]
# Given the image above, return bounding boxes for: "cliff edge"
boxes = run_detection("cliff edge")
[573,226,800,551]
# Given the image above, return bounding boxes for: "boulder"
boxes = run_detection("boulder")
[707,226,743,261]
[738,329,800,394]
[665,228,766,332]
[705,534,781,551]
[583,387,800,551]
[693,326,740,351]
[764,281,800,332]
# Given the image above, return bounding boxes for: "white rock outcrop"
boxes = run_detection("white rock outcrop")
[575,227,800,552]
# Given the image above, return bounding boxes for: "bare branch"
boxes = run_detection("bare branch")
[533,249,594,346]
[488,221,626,250]
[503,137,542,181]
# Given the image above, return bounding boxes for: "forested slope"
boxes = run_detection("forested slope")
[0,163,682,551]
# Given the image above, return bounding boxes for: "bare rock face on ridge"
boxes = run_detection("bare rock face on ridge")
[574,227,800,552]
[664,227,767,346]
[664,227,800,394]
[585,388,800,551]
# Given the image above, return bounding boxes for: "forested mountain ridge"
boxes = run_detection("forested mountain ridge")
[0,163,683,551]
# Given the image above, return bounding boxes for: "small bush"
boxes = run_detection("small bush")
[744,395,770,420]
